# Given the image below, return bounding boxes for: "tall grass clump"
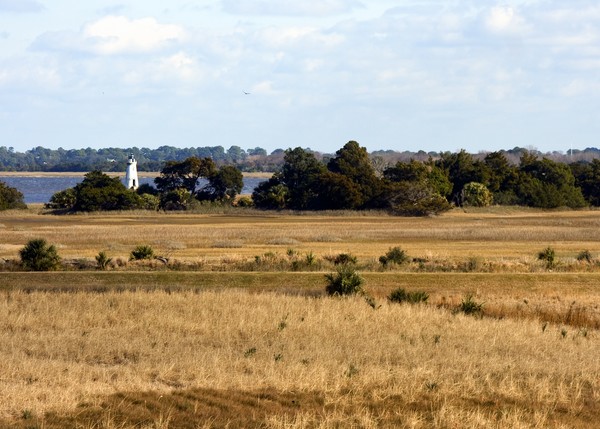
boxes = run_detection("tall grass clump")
[537,247,556,269]
[379,246,409,267]
[19,238,61,271]
[325,265,364,296]
[456,294,484,316]
[577,250,593,263]
[387,288,429,304]
[95,251,113,270]
[130,245,154,261]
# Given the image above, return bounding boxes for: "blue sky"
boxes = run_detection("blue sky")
[1,0,599,154]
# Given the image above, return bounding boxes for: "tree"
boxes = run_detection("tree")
[251,177,288,210]
[384,160,452,198]
[327,141,383,208]
[159,188,192,211]
[154,157,216,195]
[436,150,489,203]
[483,152,519,204]
[197,165,244,202]
[313,171,363,210]
[385,182,452,216]
[280,148,325,210]
[45,188,76,210]
[72,170,143,212]
[516,155,586,208]
[572,159,600,206]
[0,180,26,210]
[461,182,493,207]
[19,238,61,271]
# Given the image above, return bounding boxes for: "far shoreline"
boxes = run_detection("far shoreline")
[0,171,273,179]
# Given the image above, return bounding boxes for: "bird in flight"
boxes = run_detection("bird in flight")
[243,91,251,95]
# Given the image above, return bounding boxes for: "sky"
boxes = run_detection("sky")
[1,0,599,155]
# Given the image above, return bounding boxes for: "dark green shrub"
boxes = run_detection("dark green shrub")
[577,250,593,263]
[388,288,429,304]
[325,265,364,296]
[45,188,76,210]
[456,294,484,316]
[538,247,556,269]
[379,246,408,267]
[0,180,26,210]
[332,253,357,265]
[19,238,61,271]
[95,251,113,270]
[235,196,254,207]
[130,245,154,261]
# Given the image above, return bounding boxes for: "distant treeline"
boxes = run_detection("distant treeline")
[2,144,600,173]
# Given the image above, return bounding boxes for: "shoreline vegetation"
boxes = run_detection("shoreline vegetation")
[0,171,272,178]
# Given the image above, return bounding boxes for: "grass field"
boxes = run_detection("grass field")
[0,207,599,428]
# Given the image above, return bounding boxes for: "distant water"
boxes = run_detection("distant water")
[0,176,266,204]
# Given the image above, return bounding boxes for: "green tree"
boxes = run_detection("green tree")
[154,157,216,195]
[45,188,76,210]
[483,151,519,204]
[251,177,289,210]
[0,180,26,210]
[313,171,363,210]
[436,150,489,203]
[385,182,452,216]
[197,165,244,202]
[384,159,452,198]
[327,141,383,208]
[572,159,600,206]
[517,155,586,208]
[280,148,325,210]
[72,170,143,212]
[461,182,493,207]
[19,238,61,271]
[159,188,192,211]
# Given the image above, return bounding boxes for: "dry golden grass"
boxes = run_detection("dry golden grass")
[1,290,598,428]
[2,207,600,268]
[1,208,600,427]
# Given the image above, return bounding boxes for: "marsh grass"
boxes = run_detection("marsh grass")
[0,289,598,428]
[4,209,600,274]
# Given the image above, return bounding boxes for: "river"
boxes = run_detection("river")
[0,175,266,204]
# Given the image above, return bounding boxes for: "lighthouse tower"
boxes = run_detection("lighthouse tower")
[125,154,139,190]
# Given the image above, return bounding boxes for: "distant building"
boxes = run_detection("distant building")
[125,154,139,190]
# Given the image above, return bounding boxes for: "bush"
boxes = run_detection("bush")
[325,265,364,296]
[0,180,27,210]
[456,294,484,316]
[577,250,593,263]
[388,288,429,304]
[95,251,113,270]
[379,246,408,267]
[235,196,254,207]
[19,238,61,271]
[538,247,556,269]
[45,188,76,210]
[330,253,357,265]
[461,182,493,207]
[130,245,154,261]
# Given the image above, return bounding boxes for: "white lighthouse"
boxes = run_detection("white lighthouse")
[125,154,139,190]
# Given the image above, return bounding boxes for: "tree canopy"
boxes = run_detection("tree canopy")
[0,180,26,210]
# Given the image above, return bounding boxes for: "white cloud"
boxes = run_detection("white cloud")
[83,16,186,55]
[257,26,344,48]
[158,52,198,80]
[222,0,362,17]
[484,6,529,35]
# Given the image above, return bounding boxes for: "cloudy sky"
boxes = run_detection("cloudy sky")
[1,0,599,154]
